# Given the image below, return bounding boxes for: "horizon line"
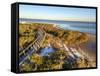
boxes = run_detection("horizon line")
[19,18,96,23]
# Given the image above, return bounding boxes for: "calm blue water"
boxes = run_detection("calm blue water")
[40,47,55,56]
[20,18,96,34]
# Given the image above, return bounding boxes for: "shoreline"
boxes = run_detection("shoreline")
[78,33,96,62]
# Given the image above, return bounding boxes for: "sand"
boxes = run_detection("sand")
[78,33,96,62]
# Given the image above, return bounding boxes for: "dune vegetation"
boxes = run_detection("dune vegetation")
[19,23,91,72]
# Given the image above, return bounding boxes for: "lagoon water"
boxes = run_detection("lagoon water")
[20,18,96,34]
[40,47,55,56]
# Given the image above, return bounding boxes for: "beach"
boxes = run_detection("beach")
[77,33,96,67]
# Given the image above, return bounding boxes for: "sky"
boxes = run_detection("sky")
[19,4,96,22]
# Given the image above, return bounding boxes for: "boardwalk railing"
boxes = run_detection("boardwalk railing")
[19,29,46,66]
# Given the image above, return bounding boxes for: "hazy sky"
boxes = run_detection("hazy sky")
[19,4,96,22]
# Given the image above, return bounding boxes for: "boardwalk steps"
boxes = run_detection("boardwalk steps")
[19,29,46,66]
